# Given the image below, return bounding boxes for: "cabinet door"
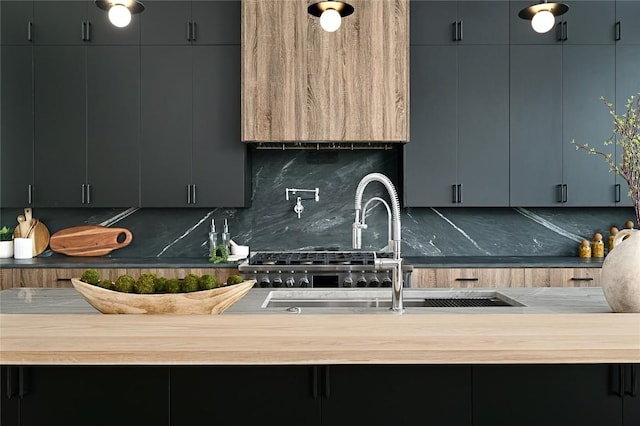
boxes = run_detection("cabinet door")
[33,1,87,45]
[563,1,615,45]
[458,1,509,45]
[191,0,241,45]
[87,46,140,207]
[614,45,640,207]
[404,45,457,207]
[322,365,472,426]
[524,268,601,287]
[625,365,640,426]
[140,46,192,206]
[562,45,616,206]
[0,367,19,426]
[616,0,640,45]
[1,0,34,45]
[34,46,87,207]
[171,366,321,425]
[140,0,192,45]
[410,0,457,45]
[192,45,247,207]
[19,366,169,426]
[1,46,34,207]
[411,268,526,288]
[457,45,510,206]
[510,45,563,206]
[473,364,622,426]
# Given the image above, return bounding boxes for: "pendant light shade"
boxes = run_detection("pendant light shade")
[96,1,145,28]
[518,1,568,34]
[308,1,354,32]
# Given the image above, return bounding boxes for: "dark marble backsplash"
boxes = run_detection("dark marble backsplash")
[1,148,635,259]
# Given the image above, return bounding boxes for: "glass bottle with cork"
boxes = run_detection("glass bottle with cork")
[592,233,604,258]
[208,219,218,257]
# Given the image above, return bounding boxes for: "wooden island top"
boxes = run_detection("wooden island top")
[1,288,639,365]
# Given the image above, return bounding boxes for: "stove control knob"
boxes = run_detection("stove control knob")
[369,275,381,288]
[285,272,296,288]
[259,273,271,288]
[272,271,283,288]
[299,272,310,288]
[356,271,368,288]
[343,273,354,288]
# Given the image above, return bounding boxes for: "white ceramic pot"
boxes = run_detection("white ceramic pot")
[601,229,640,313]
[0,240,13,258]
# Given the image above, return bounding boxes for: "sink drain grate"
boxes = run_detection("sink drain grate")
[421,297,512,307]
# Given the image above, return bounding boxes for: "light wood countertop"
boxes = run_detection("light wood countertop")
[1,312,638,365]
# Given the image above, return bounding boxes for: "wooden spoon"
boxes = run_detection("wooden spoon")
[17,215,28,237]
[25,219,39,238]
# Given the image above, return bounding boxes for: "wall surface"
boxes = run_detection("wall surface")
[0,148,634,259]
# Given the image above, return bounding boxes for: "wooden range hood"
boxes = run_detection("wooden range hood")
[241,0,409,145]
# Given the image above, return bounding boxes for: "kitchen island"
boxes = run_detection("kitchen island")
[1,287,639,426]
[1,287,638,365]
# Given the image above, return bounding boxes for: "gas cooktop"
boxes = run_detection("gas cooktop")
[246,250,390,267]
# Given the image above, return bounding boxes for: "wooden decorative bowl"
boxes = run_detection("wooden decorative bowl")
[71,278,255,314]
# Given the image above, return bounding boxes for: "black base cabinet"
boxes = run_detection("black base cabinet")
[473,364,639,426]
[2,364,637,426]
[1,366,170,426]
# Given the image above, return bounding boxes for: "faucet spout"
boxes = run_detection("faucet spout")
[353,173,404,313]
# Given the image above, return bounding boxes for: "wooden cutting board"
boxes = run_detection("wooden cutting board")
[13,221,50,256]
[50,225,133,256]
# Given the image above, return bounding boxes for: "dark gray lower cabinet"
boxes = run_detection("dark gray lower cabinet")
[1,366,169,426]
[473,364,639,426]
[171,365,471,426]
[3,364,636,425]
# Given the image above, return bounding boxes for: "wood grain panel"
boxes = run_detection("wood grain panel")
[242,0,409,142]
[2,313,638,365]
[412,268,526,288]
[0,269,13,290]
[524,268,602,287]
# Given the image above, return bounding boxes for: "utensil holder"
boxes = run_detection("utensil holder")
[14,237,34,259]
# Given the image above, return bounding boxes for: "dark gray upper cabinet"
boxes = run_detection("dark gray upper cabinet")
[1,46,34,208]
[140,46,193,207]
[192,46,248,207]
[405,44,509,207]
[510,0,615,45]
[141,0,240,45]
[562,45,616,206]
[33,1,140,45]
[510,45,563,206]
[86,46,141,207]
[616,0,640,45]
[141,45,247,207]
[511,43,617,207]
[34,46,87,207]
[614,44,640,206]
[33,43,140,208]
[411,1,508,45]
[1,1,34,45]
[406,1,509,207]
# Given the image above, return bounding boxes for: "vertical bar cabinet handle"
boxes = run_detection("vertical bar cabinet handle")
[27,21,33,41]
[81,184,86,204]
[86,21,91,41]
[563,21,568,41]
[452,22,458,41]
[457,184,462,203]
[191,184,196,204]
[191,21,197,41]
[615,183,621,203]
[458,20,463,41]
[81,21,86,41]
[186,22,191,41]
[28,184,33,204]
[563,184,568,203]
[452,184,458,203]
[86,184,91,204]
[615,21,621,41]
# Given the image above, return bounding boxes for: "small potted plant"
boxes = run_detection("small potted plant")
[0,226,15,258]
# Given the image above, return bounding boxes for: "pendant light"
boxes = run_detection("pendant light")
[518,1,568,34]
[96,1,145,28]
[308,1,354,33]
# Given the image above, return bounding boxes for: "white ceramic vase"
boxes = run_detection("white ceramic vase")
[601,229,640,313]
[0,240,14,258]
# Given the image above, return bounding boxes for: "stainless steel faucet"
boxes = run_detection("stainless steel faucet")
[353,173,404,313]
